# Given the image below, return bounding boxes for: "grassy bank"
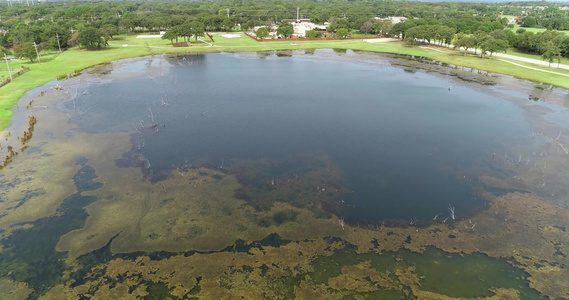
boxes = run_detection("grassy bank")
[1,33,568,130]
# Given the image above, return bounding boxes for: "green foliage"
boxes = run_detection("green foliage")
[78,27,105,49]
[222,18,234,32]
[336,28,349,39]
[453,33,477,56]
[14,42,37,63]
[329,18,349,32]
[404,25,455,46]
[255,27,269,39]
[163,26,182,43]
[372,20,393,36]
[100,24,119,41]
[277,22,294,38]
[482,37,509,56]
[305,29,322,39]
[0,45,9,55]
[521,17,537,28]
[541,41,561,66]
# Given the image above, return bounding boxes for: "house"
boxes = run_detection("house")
[282,20,328,38]
[374,16,407,24]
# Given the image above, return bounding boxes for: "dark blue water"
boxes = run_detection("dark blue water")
[66,51,531,222]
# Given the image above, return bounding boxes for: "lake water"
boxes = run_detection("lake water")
[64,51,531,223]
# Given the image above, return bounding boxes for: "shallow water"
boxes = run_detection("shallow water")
[57,51,535,223]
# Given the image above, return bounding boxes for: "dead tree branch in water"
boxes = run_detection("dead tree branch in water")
[148,107,155,124]
[131,122,141,134]
[338,218,345,230]
[448,204,455,220]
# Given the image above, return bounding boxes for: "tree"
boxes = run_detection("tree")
[436,25,456,47]
[391,20,415,40]
[100,24,119,41]
[453,33,476,56]
[255,27,269,39]
[473,31,489,56]
[482,38,508,56]
[561,37,569,58]
[336,28,349,39]
[189,21,205,41]
[14,42,37,62]
[162,30,178,44]
[542,42,561,67]
[516,31,537,53]
[277,22,294,38]
[329,18,349,32]
[360,21,373,35]
[179,23,193,41]
[372,20,392,36]
[521,17,537,28]
[243,20,257,32]
[78,27,104,49]
[222,18,234,32]
[305,29,322,39]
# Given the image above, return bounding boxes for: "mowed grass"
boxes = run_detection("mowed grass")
[507,47,569,66]
[1,32,569,130]
[513,24,569,36]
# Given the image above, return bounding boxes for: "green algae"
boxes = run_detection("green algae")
[0,160,102,298]
[309,245,544,299]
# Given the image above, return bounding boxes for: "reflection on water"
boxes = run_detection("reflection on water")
[1,50,569,299]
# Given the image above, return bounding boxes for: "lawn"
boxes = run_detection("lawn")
[1,33,569,130]
[513,24,569,36]
[507,47,569,66]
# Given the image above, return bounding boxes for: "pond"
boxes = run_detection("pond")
[61,52,531,222]
[1,49,568,299]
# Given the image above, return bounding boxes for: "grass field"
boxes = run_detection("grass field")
[1,32,568,130]
[507,47,569,65]
[513,24,569,36]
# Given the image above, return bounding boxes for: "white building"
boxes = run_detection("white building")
[374,17,407,24]
[282,19,328,38]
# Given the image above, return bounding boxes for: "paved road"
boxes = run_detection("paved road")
[493,52,569,71]
[413,39,569,71]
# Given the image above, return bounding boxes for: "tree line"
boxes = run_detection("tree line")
[0,0,568,62]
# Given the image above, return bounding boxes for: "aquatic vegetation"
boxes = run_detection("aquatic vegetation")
[231,153,346,216]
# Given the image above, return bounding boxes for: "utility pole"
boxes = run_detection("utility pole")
[296,7,299,22]
[33,41,41,64]
[227,8,229,18]
[4,53,12,81]
[56,33,62,53]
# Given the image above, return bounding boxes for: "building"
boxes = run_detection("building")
[374,16,408,24]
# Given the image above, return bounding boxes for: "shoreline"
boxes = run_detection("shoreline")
[1,38,569,132]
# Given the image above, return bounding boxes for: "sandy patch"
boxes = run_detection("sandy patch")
[363,38,398,43]
[220,34,242,38]
[136,35,163,39]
